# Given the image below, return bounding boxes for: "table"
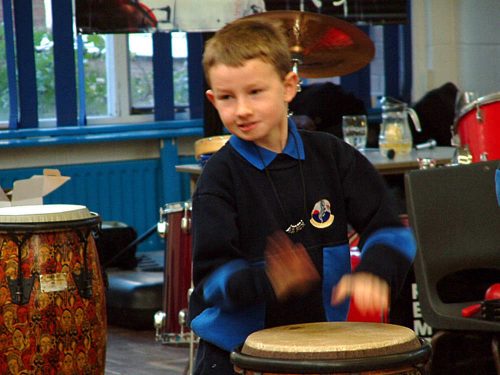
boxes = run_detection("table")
[361,147,455,175]
[176,147,456,180]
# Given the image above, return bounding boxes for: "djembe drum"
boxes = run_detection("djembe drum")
[231,322,431,374]
[0,204,106,374]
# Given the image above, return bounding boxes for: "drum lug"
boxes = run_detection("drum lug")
[451,145,473,165]
[72,271,93,299]
[475,103,484,122]
[157,220,168,239]
[8,275,35,305]
[479,152,489,161]
[181,202,192,234]
[154,310,166,341]
[450,132,461,147]
[178,308,189,338]
[157,207,169,238]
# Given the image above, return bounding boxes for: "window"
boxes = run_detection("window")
[128,32,188,116]
[0,0,407,129]
[0,25,8,123]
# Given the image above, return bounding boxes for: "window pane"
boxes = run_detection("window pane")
[172,32,188,108]
[81,34,108,117]
[129,34,154,112]
[0,16,8,123]
[129,32,189,114]
[34,0,55,119]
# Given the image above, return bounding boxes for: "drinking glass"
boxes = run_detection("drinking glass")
[342,115,367,150]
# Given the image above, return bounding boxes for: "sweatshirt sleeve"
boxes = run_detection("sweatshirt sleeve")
[191,169,276,313]
[337,142,416,295]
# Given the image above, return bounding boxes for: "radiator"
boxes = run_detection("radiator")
[1,159,165,252]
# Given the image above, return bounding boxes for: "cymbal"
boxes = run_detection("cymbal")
[242,10,375,78]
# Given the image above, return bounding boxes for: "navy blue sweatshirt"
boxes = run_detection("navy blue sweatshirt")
[189,120,416,352]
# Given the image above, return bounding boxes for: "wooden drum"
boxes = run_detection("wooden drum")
[231,322,431,374]
[0,204,106,374]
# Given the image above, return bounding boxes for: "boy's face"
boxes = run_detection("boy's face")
[206,58,298,151]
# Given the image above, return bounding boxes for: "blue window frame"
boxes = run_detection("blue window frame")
[1,0,412,132]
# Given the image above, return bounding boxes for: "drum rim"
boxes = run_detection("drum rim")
[194,135,231,160]
[452,92,500,133]
[0,214,100,232]
[161,201,192,214]
[230,338,431,373]
[458,92,500,119]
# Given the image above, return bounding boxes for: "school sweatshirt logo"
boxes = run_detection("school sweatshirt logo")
[310,199,334,229]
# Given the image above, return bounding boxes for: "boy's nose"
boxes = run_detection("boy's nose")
[235,98,252,116]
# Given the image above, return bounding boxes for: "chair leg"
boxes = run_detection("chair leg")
[492,335,500,375]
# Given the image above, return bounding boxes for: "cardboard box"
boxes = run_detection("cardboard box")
[0,169,70,207]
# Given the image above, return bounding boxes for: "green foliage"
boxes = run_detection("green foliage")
[0,28,109,121]
[0,27,189,123]
[0,26,10,121]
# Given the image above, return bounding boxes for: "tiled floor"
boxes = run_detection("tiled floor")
[105,325,191,375]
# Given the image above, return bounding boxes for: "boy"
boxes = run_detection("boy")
[188,17,416,375]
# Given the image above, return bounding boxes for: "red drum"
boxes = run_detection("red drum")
[455,92,500,162]
[0,204,106,375]
[231,322,431,374]
[157,201,192,344]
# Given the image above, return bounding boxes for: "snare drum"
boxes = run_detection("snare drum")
[158,201,193,343]
[231,322,431,374]
[455,92,500,162]
[0,204,106,374]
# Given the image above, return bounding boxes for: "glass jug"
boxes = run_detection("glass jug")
[378,97,421,157]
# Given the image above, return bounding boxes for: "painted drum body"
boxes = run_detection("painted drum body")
[0,204,106,375]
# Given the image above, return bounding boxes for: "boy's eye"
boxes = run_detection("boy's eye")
[218,94,232,100]
[250,89,262,95]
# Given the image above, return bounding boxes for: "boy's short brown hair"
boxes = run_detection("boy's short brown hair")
[203,18,292,85]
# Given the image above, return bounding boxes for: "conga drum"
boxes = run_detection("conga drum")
[454,92,500,162]
[231,322,431,374]
[157,201,192,343]
[0,204,106,374]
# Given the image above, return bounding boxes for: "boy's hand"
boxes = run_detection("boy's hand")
[265,231,320,301]
[331,272,390,316]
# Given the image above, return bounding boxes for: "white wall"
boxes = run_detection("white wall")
[412,0,500,100]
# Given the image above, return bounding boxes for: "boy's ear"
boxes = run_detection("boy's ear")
[205,90,216,106]
[283,72,299,103]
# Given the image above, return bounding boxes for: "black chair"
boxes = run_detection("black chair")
[405,161,500,374]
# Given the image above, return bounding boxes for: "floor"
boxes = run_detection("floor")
[105,325,192,375]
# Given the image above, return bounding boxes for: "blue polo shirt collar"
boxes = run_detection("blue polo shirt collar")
[229,119,305,170]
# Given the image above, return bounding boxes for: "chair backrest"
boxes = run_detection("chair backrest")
[405,161,500,332]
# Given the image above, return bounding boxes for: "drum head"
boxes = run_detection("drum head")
[242,322,421,360]
[0,204,92,223]
[162,201,192,215]
[0,204,98,232]
[232,322,431,373]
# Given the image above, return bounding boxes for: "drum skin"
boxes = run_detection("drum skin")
[0,211,106,374]
[232,322,430,375]
[456,94,500,162]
